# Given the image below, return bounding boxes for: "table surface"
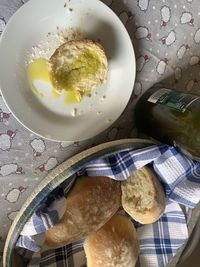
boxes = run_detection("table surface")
[0,0,200,258]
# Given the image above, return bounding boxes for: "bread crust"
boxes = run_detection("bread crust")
[121,167,166,224]
[44,176,121,248]
[84,214,139,267]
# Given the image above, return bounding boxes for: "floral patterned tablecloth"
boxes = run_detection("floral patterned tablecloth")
[0,0,200,259]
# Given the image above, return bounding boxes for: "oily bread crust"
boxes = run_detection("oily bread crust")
[49,39,108,92]
[84,214,139,267]
[44,176,121,248]
[121,167,166,224]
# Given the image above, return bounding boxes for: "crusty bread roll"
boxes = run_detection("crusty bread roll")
[84,214,139,267]
[121,166,166,224]
[44,176,121,248]
[49,39,108,94]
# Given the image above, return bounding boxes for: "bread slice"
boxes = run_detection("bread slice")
[44,176,121,248]
[84,214,139,267]
[121,166,166,224]
[49,39,108,94]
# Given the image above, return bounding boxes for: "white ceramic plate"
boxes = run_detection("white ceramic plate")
[0,0,136,142]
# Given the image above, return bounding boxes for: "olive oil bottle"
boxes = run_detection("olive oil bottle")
[135,86,200,159]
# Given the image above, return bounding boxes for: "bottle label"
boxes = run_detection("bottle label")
[147,88,199,112]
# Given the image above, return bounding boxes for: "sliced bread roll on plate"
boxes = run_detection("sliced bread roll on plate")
[121,166,166,224]
[44,176,121,248]
[84,214,139,267]
[49,39,108,94]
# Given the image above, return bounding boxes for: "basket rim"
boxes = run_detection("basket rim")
[3,138,154,267]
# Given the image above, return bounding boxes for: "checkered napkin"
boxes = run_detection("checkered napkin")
[16,144,200,267]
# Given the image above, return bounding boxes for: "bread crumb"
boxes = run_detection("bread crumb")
[71,108,78,117]
[105,249,112,258]
[74,141,80,146]
[27,27,82,63]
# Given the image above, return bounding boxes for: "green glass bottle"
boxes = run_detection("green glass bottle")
[135,86,200,159]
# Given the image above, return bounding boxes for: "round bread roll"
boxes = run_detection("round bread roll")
[121,166,166,224]
[84,214,139,267]
[44,176,121,248]
[49,39,108,94]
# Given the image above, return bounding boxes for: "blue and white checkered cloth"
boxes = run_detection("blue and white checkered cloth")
[16,145,200,267]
